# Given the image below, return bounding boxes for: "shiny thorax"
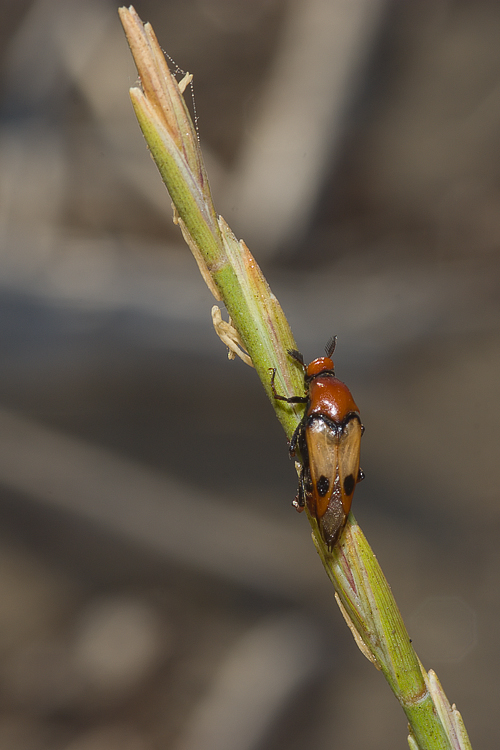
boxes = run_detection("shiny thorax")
[271,337,364,549]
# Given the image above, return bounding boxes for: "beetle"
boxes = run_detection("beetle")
[270,336,364,549]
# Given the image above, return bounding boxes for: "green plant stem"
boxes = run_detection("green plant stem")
[119,7,472,749]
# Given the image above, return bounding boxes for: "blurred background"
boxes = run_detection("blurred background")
[0,0,498,748]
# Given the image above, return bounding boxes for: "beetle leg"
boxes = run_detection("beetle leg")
[288,417,306,457]
[292,494,305,513]
[292,464,307,512]
[269,368,308,403]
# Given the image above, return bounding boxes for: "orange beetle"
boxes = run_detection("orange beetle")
[271,337,364,549]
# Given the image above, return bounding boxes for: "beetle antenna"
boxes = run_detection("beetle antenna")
[288,349,305,367]
[325,335,337,358]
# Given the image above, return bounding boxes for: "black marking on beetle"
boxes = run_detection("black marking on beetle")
[317,475,330,497]
[343,474,355,496]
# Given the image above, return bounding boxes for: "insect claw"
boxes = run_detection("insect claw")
[292,496,304,513]
[276,339,363,549]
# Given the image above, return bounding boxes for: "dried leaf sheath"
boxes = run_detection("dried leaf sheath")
[119,8,473,749]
